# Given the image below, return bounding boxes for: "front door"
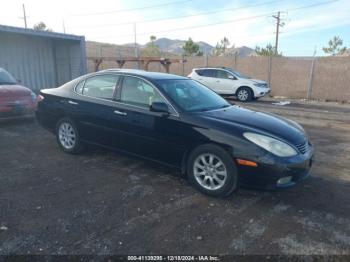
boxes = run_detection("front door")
[212,69,238,95]
[110,76,187,166]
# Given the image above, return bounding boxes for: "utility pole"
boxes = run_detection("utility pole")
[20,4,28,28]
[272,11,284,54]
[62,19,66,34]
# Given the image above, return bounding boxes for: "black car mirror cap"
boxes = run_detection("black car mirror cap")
[150,102,170,115]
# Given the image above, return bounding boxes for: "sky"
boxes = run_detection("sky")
[1,0,349,56]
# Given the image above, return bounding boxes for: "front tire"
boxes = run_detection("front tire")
[236,87,253,102]
[56,118,84,154]
[187,144,238,197]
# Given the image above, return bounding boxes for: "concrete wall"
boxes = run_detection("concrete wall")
[86,42,350,102]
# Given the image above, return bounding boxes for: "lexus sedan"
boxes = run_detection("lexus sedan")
[36,69,313,197]
[0,68,37,118]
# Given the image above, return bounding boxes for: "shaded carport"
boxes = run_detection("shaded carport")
[0,24,87,92]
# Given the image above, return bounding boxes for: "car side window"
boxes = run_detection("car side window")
[200,69,215,77]
[82,75,119,100]
[195,70,205,76]
[215,70,231,79]
[75,80,85,94]
[120,76,165,109]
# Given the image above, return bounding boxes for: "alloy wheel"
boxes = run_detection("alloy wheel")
[238,89,249,101]
[193,153,227,190]
[58,122,76,150]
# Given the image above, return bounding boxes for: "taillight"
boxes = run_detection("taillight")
[37,95,45,102]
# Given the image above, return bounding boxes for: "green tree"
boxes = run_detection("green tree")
[322,36,347,56]
[255,43,281,56]
[220,37,230,53]
[150,35,156,43]
[33,22,52,32]
[141,35,161,56]
[182,38,200,56]
[212,37,232,56]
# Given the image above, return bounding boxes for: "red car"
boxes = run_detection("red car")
[0,68,37,118]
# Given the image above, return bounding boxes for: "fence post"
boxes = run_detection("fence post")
[234,53,237,69]
[307,57,316,100]
[182,55,185,76]
[268,56,272,87]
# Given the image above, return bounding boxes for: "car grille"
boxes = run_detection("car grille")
[296,141,309,154]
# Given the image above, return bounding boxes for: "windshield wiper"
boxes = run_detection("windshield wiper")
[195,104,230,112]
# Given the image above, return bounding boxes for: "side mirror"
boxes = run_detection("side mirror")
[150,102,169,115]
[228,75,236,80]
[16,78,21,83]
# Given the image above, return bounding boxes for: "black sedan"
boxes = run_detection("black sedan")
[36,69,313,197]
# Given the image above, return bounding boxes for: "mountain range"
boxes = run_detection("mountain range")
[124,37,256,57]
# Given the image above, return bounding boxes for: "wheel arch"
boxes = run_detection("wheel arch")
[181,141,234,177]
[235,86,254,96]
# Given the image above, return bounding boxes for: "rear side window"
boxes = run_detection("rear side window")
[82,75,120,100]
[75,80,85,94]
[196,69,215,77]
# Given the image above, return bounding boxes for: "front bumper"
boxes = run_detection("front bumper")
[237,146,314,190]
[254,88,271,98]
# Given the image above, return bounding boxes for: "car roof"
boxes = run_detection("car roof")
[193,67,233,71]
[100,68,188,81]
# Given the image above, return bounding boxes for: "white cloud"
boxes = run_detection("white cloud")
[0,0,348,51]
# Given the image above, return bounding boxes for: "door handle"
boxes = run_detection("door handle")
[114,110,127,116]
[68,100,78,105]
[216,80,220,82]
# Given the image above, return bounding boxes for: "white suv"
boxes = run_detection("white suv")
[188,67,271,102]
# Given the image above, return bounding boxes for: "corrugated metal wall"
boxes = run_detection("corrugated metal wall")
[0,31,85,92]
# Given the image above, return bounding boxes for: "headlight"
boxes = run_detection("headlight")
[243,132,297,157]
[253,83,267,87]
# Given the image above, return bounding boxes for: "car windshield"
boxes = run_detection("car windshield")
[0,69,17,85]
[157,79,230,112]
[226,68,250,79]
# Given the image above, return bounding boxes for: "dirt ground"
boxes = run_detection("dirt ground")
[0,98,350,255]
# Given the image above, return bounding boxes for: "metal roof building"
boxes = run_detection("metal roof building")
[0,24,87,92]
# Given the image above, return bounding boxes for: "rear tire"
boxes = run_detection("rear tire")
[187,144,238,197]
[236,87,253,102]
[56,118,84,154]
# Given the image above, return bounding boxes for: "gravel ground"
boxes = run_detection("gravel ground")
[0,98,350,255]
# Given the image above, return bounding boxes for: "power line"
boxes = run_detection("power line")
[68,0,285,28]
[87,0,339,40]
[69,0,192,17]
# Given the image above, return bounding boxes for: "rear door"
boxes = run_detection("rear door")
[69,74,123,147]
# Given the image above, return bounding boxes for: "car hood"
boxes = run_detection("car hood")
[199,106,306,145]
[250,79,267,84]
[0,84,32,98]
